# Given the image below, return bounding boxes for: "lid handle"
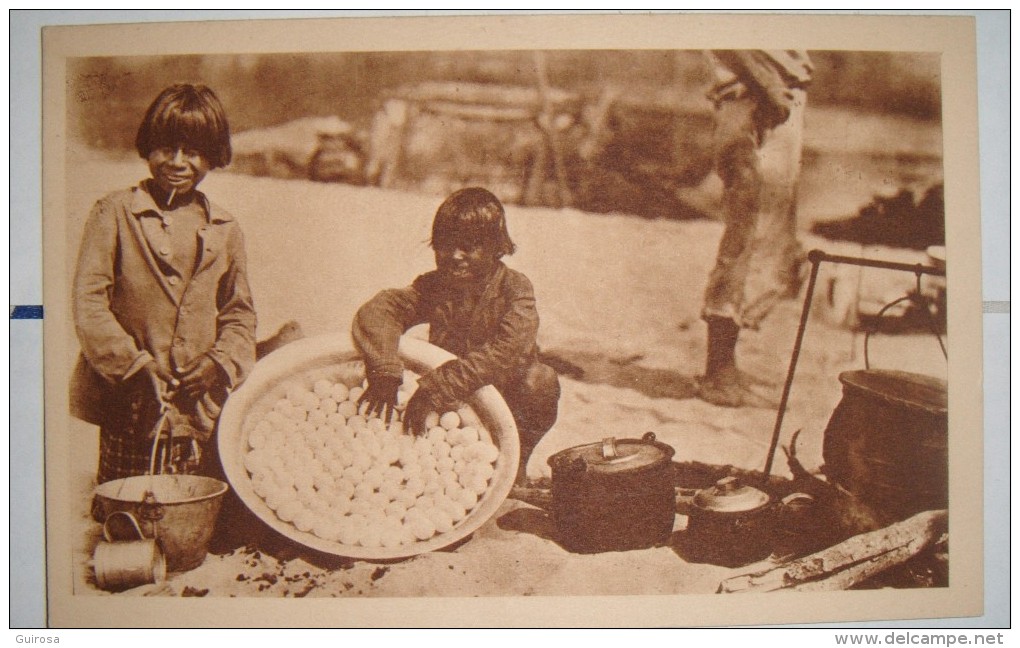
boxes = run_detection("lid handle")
[601,437,618,460]
[716,476,739,493]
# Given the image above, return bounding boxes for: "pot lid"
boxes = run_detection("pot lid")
[838,370,947,415]
[548,432,674,475]
[692,476,769,513]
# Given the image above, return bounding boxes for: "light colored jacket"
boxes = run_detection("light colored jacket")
[70,182,256,434]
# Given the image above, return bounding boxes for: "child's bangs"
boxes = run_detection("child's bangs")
[432,218,496,249]
[150,105,225,155]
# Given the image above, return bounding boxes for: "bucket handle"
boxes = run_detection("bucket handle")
[863,271,948,370]
[102,510,147,543]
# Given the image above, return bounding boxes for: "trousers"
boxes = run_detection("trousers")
[702,86,807,329]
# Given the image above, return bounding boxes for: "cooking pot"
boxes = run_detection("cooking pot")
[822,369,947,525]
[548,432,676,553]
[683,476,773,567]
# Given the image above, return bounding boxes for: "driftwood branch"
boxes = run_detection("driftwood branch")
[718,509,947,593]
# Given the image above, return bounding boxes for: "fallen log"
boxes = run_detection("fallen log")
[718,509,947,594]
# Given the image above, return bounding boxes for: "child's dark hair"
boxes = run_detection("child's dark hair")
[135,84,232,168]
[430,187,516,257]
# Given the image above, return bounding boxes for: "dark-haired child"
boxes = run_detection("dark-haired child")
[71,84,256,484]
[353,187,560,484]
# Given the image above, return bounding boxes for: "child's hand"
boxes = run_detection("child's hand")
[143,360,179,401]
[403,389,433,437]
[177,355,224,401]
[358,374,401,424]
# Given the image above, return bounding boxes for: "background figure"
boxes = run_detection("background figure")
[698,50,813,408]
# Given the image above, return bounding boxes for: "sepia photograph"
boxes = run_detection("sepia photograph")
[39,11,986,628]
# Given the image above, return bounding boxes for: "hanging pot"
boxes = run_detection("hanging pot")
[548,432,676,553]
[822,369,947,525]
[684,476,774,567]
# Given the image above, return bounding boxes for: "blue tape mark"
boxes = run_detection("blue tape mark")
[10,305,44,319]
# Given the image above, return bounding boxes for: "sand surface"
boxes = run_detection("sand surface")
[62,108,947,599]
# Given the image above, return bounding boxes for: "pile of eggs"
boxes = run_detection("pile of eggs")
[242,373,501,549]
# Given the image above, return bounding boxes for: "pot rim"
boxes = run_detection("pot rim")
[94,474,229,506]
[548,433,675,472]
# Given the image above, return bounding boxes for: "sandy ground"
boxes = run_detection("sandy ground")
[61,108,947,599]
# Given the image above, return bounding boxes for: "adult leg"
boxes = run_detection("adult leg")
[742,87,809,327]
[699,95,776,407]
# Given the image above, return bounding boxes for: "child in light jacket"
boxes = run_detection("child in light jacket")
[71,83,256,484]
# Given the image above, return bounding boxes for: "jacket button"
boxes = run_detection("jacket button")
[168,277,178,286]
[160,247,171,256]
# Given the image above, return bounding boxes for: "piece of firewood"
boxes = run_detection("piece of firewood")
[718,509,947,594]
[509,486,554,510]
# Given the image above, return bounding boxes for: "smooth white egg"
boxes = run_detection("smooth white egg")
[313,379,333,399]
[439,411,461,431]
[330,382,350,403]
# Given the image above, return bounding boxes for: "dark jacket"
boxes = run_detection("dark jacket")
[352,261,540,407]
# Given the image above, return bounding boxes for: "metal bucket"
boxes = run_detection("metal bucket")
[822,369,947,524]
[93,474,229,572]
[93,511,167,592]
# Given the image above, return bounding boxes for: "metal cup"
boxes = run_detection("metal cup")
[93,511,167,592]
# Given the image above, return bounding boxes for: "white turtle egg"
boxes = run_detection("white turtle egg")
[368,491,391,510]
[294,508,316,533]
[426,427,447,445]
[307,409,328,427]
[359,524,383,548]
[458,426,480,445]
[349,499,373,517]
[276,498,302,523]
[347,415,368,433]
[337,519,359,545]
[427,508,454,534]
[313,379,333,399]
[330,382,350,402]
[348,385,365,403]
[457,406,482,429]
[455,487,479,510]
[313,518,340,542]
[408,514,437,541]
[432,441,452,459]
[439,411,461,431]
[465,476,489,497]
[330,497,353,516]
[418,411,436,430]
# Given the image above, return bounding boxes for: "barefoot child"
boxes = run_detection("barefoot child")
[71,84,256,484]
[353,187,560,484]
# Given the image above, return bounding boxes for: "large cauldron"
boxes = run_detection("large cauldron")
[822,369,948,524]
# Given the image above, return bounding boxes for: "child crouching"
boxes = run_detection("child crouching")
[353,187,559,484]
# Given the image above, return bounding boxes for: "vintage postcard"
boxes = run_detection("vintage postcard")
[41,12,983,627]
